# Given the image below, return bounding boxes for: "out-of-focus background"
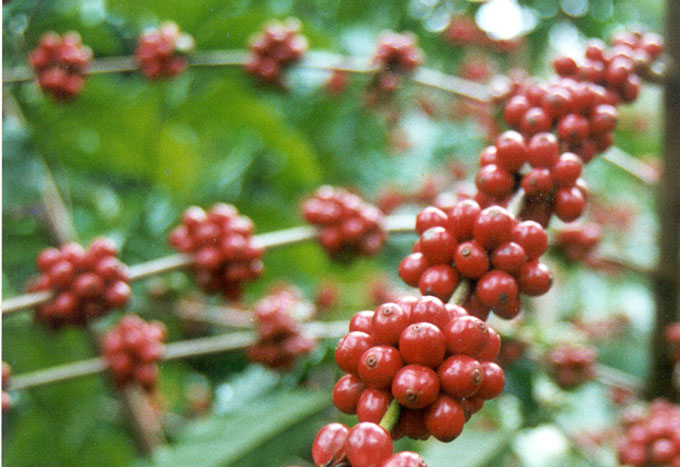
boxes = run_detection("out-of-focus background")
[2,0,665,465]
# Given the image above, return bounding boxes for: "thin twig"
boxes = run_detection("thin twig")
[593,363,644,392]
[601,147,658,186]
[1,215,416,316]
[7,320,348,391]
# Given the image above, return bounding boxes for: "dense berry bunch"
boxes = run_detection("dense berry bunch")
[2,362,11,412]
[370,31,423,94]
[547,344,597,389]
[168,203,264,300]
[475,130,588,224]
[554,223,602,261]
[135,22,195,79]
[244,18,308,85]
[247,287,316,370]
[665,322,680,364]
[302,186,387,261]
[102,314,167,391]
[29,238,131,328]
[28,31,93,100]
[553,31,663,103]
[399,201,552,319]
[331,296,503,447]
[617,400,680,467]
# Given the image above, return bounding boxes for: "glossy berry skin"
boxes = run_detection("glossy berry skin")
[350,310,375,334]
[527,132,560,168]
[476,328,501,362]
[424,395,466,442]
[392,364,440,409]
[382,451,427,467]
[419,227,456,265]
[438,355,483,398]
[473,206,515,250]
[312,423,349,467]
[418,265,458,302]
[521,168,553,195]
[335,331,374,375]
[442,316,489,357]
[415,207,448,235]
[476,362,505,399]
[491,242,527,274]
[475,164,514,198]
[511,221,548,261]
[518,261,553,296]
[345,422,393,467]
[357,388,392,423]
[394,408,430,440]
[454,241,489,279]
[552,153,583,187]
[399,322,446,368]
[372,303,411,346]
[448,200,481,241]
[476,270,519,309]
[495,131,527,172]
[399,253,429,287]
[333,374,365,414]
[555,186,586,222]
[358,345,404,388]
[411,296,448,329]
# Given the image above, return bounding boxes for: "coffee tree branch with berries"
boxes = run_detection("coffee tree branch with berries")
[2,1,679,466]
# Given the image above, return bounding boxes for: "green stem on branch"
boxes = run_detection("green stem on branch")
[450,279,471,306]
[378,398,402,433]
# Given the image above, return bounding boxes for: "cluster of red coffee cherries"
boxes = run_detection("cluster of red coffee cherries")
[135,22,194,79]
[244,18,308,85]
[399,200,552,320]
[313,295,503,465]
[168,203,264,300]
[2,362,11,412]
[665,322,680,364]
[553,31,663,104]
[370,31,424,94]
[554,223,602,261]
[29,31,93,100]
[547,344,597,389]
[443,15,521,52]
[302,186,387,261]
[29,238,131,328]
[247,287,316,370]
[476,130,588,225]
[102,314,167,391]
[617,399,680,466]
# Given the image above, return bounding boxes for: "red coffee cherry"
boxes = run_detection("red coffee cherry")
[454,241,490,279]
[411,296,448,329]
[518,261,553,296]
[350,310,375,334]
[476,270,519,309]
[392,364,440,409]
[424,395,466,442]
[245,18,308,85]
[382,451,427,467]
[372,303,411,346]
[473,206,515,250]
[442,316,489,357]
[416,207,448,235]
[476,361,505,399]
[394,407,430,440]
[520,107,551,135]
[419,227,456,265]
[479,146,499,166]
[333,374,366,414]
[345,422,394,467]
[399,322,446,368]
[135,22,194,79]
[552,153,583,187]
[357,388,393,423]
[477,327,501,362]
[336,331,374,375]
[511,221,548,261]
[312,423,350,467]
[447,199,481,241]
[504,95,531,126]
[438,355,483,398]
[554,186,586,222]
[491,242,527,274]
[399,253,430,287]
[553,55,578,76]
[527,132,560,168]
[418,265,459,302]
[476,164,514,198]
[521,168,554,195]
[358,345,404,388]
[495,131,527,172]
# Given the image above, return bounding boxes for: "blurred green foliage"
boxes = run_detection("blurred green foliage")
[2,0,664,465]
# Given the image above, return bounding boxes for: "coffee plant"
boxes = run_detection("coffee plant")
[2,0,679,466]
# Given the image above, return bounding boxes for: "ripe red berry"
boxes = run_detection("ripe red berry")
[554,186,586,222]
[350,310,375,334]
[476,362,505,399]
[491,242,527,274]
[553,56,577,76]
[399,322,446,368]
[476,270,519,309]
[394,407,430,440]
[424,395,466,442]
[418,265,459,302]
[478,146,499,166]
[552,153,583,187]
[312,423,350,467]
[335,331,374,375]
[476,327,501,362]
[520,107,551,135]
[333,374,366,414]
[399,253,430,287]
[411,296,448,329]
[473,206,515,250]
[504,95,530,126]
[527,132,560,168]
[345,422,393,467]
[415,207,448,235]
[372,303,411,346]
[358,345,404,388]
[558,114,590,142]
[438,355,483,398]
[590,104,618,134]
[518,261,553,296]
[357,388,393,423]
[510,221,548,261]
[419,227,456,264]
[442,316,489,357]
[495,131,527,172]
[475,164,515,198]
[521,168,554,195]
[447,200,481,241]
[454,241,489,279]
[392,364,440,409]
[382,451,427,467]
